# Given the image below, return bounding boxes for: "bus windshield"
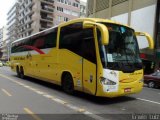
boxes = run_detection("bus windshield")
[98,23,142,73]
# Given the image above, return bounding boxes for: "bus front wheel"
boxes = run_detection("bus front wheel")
[62,73,74,94]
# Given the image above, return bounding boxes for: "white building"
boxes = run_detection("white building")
[0,26,8,61]
[80,0,87,17]
[7,2,19,42]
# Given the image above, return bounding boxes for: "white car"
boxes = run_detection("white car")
[0,61,3,67]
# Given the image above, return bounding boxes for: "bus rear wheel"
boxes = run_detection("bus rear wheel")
[16,66,20,78]
[62,73,74,94]
[20,67,25,79]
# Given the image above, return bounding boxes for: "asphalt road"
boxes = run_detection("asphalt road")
[0,66,160,120]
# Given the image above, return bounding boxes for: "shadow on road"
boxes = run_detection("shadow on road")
[12,75,137,105]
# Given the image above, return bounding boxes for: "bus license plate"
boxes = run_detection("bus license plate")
[124,88,131,92]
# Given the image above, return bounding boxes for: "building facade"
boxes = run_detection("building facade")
[53,0,80,25]
[0,28,3,44]
[0,26,8,61]
[4,0,83,60]
[17,0,54,38]
[87,0,159,73]
[0,27,4,57]
[17,0,81,38]
[7,2,19,42]
[80,0,87,17]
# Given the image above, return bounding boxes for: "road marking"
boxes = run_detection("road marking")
[28,87,38,91]
[0,73,107,120]
[35,91,45,95]
[52,98,67,104]
[0,74,15,82]
[24,108,42,120]
[78,108,85,112]
[43,94,54,99]
[1,89,12,96]
[136,98,160,105]
[24,85,31,88]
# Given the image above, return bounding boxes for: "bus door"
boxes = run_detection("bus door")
[59,23,97,94]
[82,29,97,95]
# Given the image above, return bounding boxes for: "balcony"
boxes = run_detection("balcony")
[41,0,54,5]
[25,10,34,16]
[41,6,54,14]
[26,1,35,8]
[40,23,53,30]
[40,16,53,23]
[25,28,33,33]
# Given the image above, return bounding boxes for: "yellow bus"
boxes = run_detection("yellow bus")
[10,18,154,97]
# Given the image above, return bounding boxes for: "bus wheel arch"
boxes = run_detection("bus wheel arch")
[61,71,74,94]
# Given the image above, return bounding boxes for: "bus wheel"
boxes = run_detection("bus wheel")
[16,66,20,78]
[20,67,25,79]
[62,73,74,94]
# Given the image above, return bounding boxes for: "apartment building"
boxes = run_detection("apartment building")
[16,0,81,38]
[0,28,3,44]
[54,0,80,25]
[0,28,3,57]
[0,26,8,60]
[7,2,19,42]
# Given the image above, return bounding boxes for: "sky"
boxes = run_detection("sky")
[0,0,16,28]
[0,0,87,28]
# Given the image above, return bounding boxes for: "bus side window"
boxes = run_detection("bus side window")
[59,22,83,56]
[33,38,45,49]
[44,31,57,48]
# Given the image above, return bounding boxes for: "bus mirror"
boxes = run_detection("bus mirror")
[135,32,154,49]
[83,21,109,45]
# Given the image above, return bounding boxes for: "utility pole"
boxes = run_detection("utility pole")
[93,0,96,17]
[128,0,133,25]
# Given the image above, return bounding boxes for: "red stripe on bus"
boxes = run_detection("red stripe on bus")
[23,45,45,54]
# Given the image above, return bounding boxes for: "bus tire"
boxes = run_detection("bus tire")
[62,73,74,94]
[20,67,25,79]
[16,66,20,78]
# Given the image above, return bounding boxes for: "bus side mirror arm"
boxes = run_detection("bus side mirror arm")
[83,21,109,45]
[135,32,154,49]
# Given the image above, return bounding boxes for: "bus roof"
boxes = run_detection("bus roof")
[58,18,132,29]
[12,18,132,44]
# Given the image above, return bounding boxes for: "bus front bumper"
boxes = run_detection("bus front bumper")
[96,81,143,98]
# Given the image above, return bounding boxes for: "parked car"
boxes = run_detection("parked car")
[5,61,10,66]
[144,71,160,88]
[0,61,3,67]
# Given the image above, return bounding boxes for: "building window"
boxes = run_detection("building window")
[73,2,79,7]
[64,17,69,22]
[64,8,71,15]
[112,0,128,6]
[72,11,79,16]
[57,6,63,12]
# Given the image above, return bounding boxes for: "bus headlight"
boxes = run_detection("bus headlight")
[100,77,116,85]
